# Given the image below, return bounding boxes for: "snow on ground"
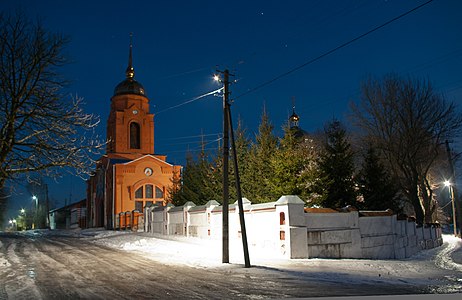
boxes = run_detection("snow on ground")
[31,228,462,295]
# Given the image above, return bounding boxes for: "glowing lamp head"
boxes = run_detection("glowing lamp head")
[444,180,451,187]
[213,74,220,82]
[20,209,25,214]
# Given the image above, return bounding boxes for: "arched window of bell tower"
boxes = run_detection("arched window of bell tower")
[129,122,141,149]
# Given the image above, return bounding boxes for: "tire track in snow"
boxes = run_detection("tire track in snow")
[435,238,462,272]
[0,234,42,299]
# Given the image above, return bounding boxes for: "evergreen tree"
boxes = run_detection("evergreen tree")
[207,146,224,202]
[316,119,357,208]
[357,145,401,211]
[270,124,305,197]
[170,153,200,206]
[229,118,252,202]
[270,124,321,202]
[170,149,215,206]
[246,108,278,203]
[166,167,182,204]
[196,148,216,203]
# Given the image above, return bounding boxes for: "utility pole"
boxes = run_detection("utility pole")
[222,69,230,263]
[227,105,251,268]
[217,69,251,267]
[446,140,460,237]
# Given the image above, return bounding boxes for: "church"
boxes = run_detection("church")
[86,43,181,229]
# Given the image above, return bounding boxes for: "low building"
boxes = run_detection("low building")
[49,199,87,229]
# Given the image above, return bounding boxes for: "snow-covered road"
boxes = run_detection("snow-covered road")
[0,229,461,299]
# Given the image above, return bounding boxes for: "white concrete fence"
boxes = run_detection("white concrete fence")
[143,195,443,259]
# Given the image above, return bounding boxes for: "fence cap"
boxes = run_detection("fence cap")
[205,200,220,208]
[183,201,196,208]
[233,198,251,205]
[275,195,304,206]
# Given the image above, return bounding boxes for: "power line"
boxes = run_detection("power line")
[156,133,222,141]
[155,87,223,115]
[234,0,435,101]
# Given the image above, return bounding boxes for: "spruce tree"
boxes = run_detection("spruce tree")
[170,153,200,206]
[207,147,224,202]
[247,108,278,203]
[167,167,182,204]
[229,118,252,202]
[270,124,305,197]
[170,150,215,206]
[358,145,400,211]
[316,119,356,208]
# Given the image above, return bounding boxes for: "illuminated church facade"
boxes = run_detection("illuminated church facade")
[86,44,181,229]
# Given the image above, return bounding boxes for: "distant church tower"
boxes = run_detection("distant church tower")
[289,97,300,129]
[288,97,310,140]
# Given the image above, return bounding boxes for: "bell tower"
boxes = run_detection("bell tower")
[106,37,155,155]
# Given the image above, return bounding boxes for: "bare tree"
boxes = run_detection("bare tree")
[351,74,462,224]
[0,12,104,192]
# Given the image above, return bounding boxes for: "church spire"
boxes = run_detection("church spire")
[125,33,135,79]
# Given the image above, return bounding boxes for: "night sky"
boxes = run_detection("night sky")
[2,0,462,213]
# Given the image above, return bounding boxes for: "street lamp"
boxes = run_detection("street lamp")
[9,219,17,231]
[32,195,38,229]
[444,180,457,236]
[19,208,26,230]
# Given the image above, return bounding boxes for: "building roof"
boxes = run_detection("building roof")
[114,78,146,97]
[113,37,146,97]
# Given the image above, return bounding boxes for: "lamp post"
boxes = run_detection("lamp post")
[32,195,38,229]
[444,180,457,236]
[20,209,26,230]
[9,219,17,231]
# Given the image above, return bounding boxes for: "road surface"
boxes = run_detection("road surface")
[0,231,456,299]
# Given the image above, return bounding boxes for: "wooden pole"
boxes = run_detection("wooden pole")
[222,69,230,263]
[227,104,251,267]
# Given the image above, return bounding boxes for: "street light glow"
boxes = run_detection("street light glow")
[213,74,220,82]
[444,180,451,187]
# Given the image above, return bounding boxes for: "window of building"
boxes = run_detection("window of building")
[130,122,140,149]
[145,184,153,198]
[135,187,143,198]
[155,186,164,198]
[135,201,143,212]
[135,185,164,204]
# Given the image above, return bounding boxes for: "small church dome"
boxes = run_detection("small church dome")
[113,35,146,97]
[289,111,300,123]
[114,78,146,96]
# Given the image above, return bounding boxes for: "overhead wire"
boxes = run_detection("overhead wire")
[156,0,442,156]
[155,87,223,115]
[156,133,222,141]
[233,0,435,101]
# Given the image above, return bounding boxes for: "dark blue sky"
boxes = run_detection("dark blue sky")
[2,0,462,211]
